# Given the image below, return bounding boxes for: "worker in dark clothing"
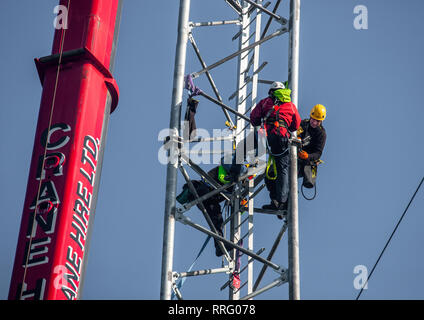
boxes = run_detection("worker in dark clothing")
[250,81,301,212]
[176,165,235,257]
[297,104,327,188]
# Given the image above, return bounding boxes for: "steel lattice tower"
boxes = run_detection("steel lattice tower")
[160,0,301,300]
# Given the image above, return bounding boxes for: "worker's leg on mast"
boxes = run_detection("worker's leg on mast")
[302,164,315,189]
[263,135,289,211]
[298,160,315,189]
[203,198,224,234]
[263,170,280,210]
[204,198,232,257]
[273,151,290,210]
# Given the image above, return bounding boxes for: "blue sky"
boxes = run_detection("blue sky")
[1,0,424,300]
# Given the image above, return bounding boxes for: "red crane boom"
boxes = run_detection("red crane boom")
[9,0,122,300]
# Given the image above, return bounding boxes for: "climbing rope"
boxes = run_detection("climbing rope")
[301,183,316,201]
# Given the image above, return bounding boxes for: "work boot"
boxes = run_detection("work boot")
[279,201,288,211]
[176,188,190,204]
[276,201,288,220]
[262,199,280,211]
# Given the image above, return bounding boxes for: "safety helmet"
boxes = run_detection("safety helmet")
[310,104,326,121]
[270,81,285,90]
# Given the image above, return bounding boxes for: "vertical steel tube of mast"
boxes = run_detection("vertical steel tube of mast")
[229,0,250,301]
[248,0,262,297]
[288,0,301,300]
[160,0,191,300]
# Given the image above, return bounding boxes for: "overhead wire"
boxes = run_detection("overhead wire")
[356,175,424,300]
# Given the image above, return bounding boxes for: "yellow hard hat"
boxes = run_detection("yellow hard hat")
[310,104,326,121]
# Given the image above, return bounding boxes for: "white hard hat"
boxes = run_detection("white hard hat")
[270,81,285,90]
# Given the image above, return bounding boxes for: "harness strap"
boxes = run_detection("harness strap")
[265,137,289,157]
[171,234,212,299]
[263,103,290,138]
[260,102,290,157]
[266,155,277,180]
[230,239,243,291]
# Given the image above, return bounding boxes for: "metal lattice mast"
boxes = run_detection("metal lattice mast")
[230,0,250,301]
[161,0,301,300]
[288,0,301,300]
[160,0,191,300]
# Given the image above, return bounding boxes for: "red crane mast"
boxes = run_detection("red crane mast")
[9,0,122,300]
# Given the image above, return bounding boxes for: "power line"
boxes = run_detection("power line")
[356,175,424,300]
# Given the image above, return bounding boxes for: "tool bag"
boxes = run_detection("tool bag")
[184,97,199,139]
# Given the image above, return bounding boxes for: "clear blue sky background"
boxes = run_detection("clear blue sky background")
[1,0,424,300]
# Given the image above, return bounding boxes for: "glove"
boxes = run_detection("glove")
[298,150,309,160]
[293,136,302,147]
[296,127,304,136]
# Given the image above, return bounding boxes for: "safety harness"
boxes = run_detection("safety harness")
[262,101,291,179]
[263,102,290,138]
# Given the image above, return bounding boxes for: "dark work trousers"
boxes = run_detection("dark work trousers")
[298,161,316,188]
[179,179,230,256]
[194,187,225,251]
[197,198,223,235]
[265,134,290,204]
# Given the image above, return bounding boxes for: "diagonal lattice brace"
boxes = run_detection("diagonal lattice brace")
[243,0,287,24]
[188,32,235,127]
[191,28,287,79]
[253,219,288,291]
[177,213,283,272]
